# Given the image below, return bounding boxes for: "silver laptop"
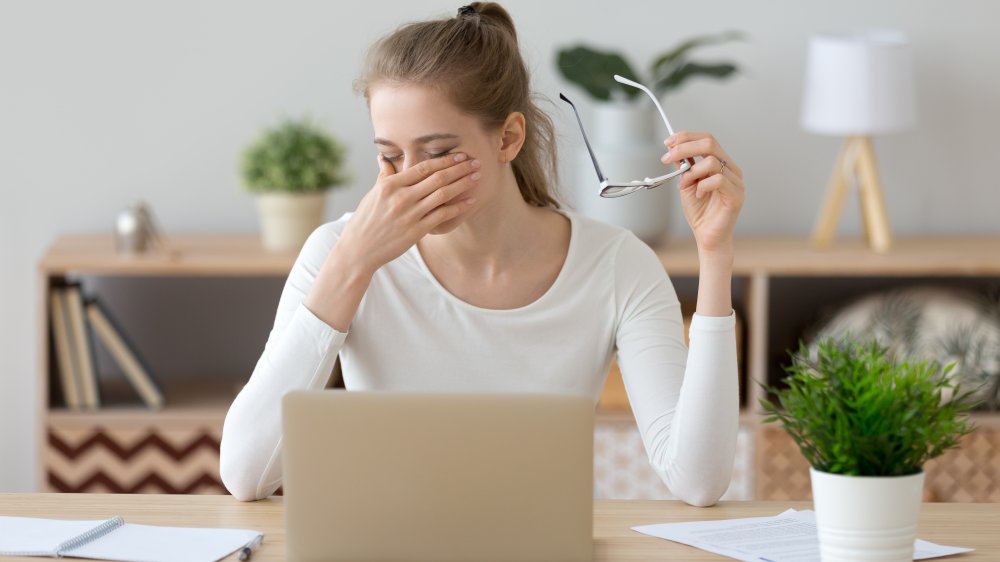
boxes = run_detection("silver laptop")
[281,390,594,562]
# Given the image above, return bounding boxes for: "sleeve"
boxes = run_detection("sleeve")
[219,219,350,501]
[613,233,739,507]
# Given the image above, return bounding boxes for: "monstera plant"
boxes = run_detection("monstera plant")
[556,31,744,102]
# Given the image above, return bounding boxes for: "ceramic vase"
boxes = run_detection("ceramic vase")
[255,192,326,252]
[571,102,671,245]
[810,467,924,562]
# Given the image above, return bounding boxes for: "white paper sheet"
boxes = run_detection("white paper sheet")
[0,516,114,556]
[68,523,261,562]
[632,509,973,562]
[0,515,260,562]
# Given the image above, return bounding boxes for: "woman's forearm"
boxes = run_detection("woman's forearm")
[695,242,734,317]
[303,245,375,332]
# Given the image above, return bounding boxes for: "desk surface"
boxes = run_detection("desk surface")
[0,494,995,561]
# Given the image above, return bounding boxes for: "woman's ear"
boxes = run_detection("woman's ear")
[498,112,526,164]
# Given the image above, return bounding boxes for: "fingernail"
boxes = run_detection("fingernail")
[465,197,477,205]
[453,153,468,162]
[470,172,481,181]
[470,159,481,169]
[667,134,677,145]
[662,151,672,162]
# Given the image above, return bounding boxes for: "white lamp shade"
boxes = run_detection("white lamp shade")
[801,31,917,136]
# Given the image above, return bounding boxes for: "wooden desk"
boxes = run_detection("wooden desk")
[1,494,995,560]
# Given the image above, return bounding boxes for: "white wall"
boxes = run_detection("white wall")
[1,0,998,491]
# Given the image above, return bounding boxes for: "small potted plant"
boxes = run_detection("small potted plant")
[761,338,976,562]
[555,32,743,244]
[240,117,348,252]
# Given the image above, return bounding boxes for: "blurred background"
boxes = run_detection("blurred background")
[1,0,997,495]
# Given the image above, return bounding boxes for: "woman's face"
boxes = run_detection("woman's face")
[369,84,504,233]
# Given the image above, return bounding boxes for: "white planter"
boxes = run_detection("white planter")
[810,467,924,562]
[255,192,327,252]
[571,102,672,245]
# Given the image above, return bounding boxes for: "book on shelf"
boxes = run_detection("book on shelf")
[85,297,165,410]
[49,286,83,410]
[63,284,101,410]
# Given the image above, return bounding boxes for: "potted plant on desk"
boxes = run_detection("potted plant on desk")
[240,117,348,252]
[760,338,976,562]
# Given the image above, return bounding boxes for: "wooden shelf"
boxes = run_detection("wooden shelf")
[38,234,297,277]
[657,236,1000,276]
[35,234,291,494]
[46,376,242,428]
[41,233,1000,278]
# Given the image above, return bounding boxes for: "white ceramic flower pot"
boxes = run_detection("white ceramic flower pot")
[255,192,327,252]
[810,467,925,562]
[571,102,671,245]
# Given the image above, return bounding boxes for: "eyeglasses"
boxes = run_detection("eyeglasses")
[560,75,692,198]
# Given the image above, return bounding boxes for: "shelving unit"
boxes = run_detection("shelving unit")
[36,234,1000,500]
[599,236,1000,500]
[37,235,298,494]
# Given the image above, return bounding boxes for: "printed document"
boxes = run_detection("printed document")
[632,509,973,562]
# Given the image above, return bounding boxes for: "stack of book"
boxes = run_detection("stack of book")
[49,282,164,410]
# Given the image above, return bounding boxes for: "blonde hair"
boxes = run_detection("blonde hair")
[354,2,560,208]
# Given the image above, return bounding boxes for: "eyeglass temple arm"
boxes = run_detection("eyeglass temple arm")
[558,93,606,183]
[614,74,697,170]
[613,75,677,136]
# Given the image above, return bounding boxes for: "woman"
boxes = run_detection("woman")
[220,2,745,506]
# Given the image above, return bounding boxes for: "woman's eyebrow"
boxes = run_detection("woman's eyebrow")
[373,133,460,147]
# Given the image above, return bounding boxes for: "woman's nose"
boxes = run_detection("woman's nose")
[397,155,427,173]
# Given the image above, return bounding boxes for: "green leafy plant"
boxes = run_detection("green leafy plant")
[760,338,977,477]
[556,31,744,102]
[241,118,348,194]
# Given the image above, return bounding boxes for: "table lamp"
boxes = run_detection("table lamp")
[801,31,917,253]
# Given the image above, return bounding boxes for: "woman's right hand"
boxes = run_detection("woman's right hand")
[336,152,481,276]
[304,152,480,332]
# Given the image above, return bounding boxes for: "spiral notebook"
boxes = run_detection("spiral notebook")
[0,515,262,562]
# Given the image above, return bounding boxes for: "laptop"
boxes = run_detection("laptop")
[281,390,594,562]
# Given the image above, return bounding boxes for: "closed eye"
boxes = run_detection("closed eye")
[380,149,455,163]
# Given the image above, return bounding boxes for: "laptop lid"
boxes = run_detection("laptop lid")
[281,390,594,562]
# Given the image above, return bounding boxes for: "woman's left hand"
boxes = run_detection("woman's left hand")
[661,131,745,253]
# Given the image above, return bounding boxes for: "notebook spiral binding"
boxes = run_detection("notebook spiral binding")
[55,516,124,556]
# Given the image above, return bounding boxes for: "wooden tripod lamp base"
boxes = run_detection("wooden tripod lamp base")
[811,136,893,253]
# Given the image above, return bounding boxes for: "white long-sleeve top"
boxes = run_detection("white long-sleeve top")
[220,210,738,505]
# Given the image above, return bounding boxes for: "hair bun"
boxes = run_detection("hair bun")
[464,2,517,41]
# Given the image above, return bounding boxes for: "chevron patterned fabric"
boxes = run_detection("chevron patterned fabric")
[46,426,225,494]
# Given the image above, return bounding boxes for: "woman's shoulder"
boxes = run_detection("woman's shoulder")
[563,211,671,299]
[564,210,659,268]
[319,212,353,238]
[309,212,352,243]
[564,209,629,240]
[291,213,353,270]
[297,212,423,276]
